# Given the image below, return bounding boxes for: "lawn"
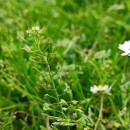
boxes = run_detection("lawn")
[0,0,130,130]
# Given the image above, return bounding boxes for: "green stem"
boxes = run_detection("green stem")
[46,61,66,118]
[94,95,104,130]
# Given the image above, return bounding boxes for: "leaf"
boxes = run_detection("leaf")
[21,45,32,53]
[43,103,52,111]
[64,83,72,99]
[76,117,86,126]
[60,99,68,106]
[40,125,46,130]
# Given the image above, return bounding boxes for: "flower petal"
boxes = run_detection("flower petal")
[90,85,98,93]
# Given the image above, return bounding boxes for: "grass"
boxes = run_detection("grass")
[0,0,130,130]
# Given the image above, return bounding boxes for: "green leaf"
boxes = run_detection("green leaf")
[43,103,52,111]
[76,117,86,126]
[40,125,46,130]
[60,99,68,106]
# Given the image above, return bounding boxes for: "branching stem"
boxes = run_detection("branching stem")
[35,37,66,118]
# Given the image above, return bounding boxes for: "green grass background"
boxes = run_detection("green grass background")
[0,0,130,130]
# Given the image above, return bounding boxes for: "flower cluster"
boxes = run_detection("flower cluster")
[90,85,111,95]
[118,40,130,56]
[26,26,43,36]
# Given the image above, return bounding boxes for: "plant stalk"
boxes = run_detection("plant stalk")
[94,95,104,130]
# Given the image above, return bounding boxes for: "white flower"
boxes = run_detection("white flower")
[32,26,40,31]
[35,26,40,31]
[90,85,111,95]
[118,40,130,56]
[26,26,43,36]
